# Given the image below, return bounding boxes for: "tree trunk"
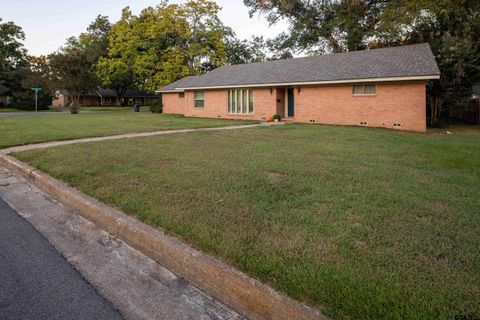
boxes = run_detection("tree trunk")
[68,93,81,114]
[429,94,446,127]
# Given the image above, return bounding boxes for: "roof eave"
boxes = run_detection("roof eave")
[169,75,440,91]
[155,89,185,93]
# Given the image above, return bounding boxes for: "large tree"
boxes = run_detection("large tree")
[244,0,382,54]
[13,55,53,110]
[224,34,293,65]
[0,18,28,90]
[98,0,227,93]
[49,15,110,112]
[96,8,137,104]
[377,0,480,126]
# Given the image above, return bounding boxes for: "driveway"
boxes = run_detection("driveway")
[0,198,123,320]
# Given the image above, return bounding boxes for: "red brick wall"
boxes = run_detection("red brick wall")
[295,81,426,131]
[162,92,186,114]
[182,89,277,121]
[162,81,427,132]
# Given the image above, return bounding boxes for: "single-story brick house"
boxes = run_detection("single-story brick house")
[158,43,440,132]
[52,88,160,109]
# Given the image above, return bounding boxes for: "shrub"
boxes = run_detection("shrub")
[150,100,163,113]
[273,114,281,121]
[68,103,80,114]
[12,89,51,110]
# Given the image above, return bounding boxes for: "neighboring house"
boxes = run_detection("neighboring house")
[0,86,12,107]
[52,88,160,109]
[158,43,440,132]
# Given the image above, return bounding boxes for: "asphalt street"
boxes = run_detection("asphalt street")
[0,198,123,320]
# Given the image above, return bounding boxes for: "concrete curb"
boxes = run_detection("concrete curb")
[0,154,326,320]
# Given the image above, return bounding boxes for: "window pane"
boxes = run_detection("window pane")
[228,90,231,113]
[195,100,204,108]
[364,84,376,94]
[249,90,254,113]
[232,90,236,113]
[195,91,204,99]
[352,85,364,95]
[236,90,241,113]
[242,90,247,114]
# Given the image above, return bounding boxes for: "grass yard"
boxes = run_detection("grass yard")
[14,124,480,319]
[0,113,256,149]
[80,105,150,111]
[0,108,55,113]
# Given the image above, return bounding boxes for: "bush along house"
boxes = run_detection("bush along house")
[157,43,440,132]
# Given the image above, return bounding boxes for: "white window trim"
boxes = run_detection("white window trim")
[227,89,254,115]
[352,84,377,96]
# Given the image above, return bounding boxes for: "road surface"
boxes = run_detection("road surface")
[0,198,124,320]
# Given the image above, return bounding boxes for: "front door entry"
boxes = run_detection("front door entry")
[287,88,294,117]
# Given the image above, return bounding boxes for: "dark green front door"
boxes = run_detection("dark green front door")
[287,88,294,117]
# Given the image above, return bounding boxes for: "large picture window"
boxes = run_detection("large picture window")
[228,89,253,114]
[352,84,376,95]
[194,91,204,108]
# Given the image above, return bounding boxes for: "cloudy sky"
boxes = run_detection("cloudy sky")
[1,0,289,56]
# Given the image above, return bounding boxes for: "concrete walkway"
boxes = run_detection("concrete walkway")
[0,165,243,320]
[1,123,264,154]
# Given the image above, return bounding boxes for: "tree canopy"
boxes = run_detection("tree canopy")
[49,15,111,112]
[97,0,228,93]
[0,18,28,90]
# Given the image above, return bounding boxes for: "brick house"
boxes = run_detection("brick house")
[52,88,160,109]
[158,43,440,132]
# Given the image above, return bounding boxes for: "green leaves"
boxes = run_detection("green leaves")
[97,0,227,93]
[48,15,111,108]
[0,18,28,89]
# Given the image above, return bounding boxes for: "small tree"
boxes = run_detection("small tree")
[49,16,110,113]
[49,42,98,113]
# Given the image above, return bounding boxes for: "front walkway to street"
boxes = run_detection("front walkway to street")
[1,123,264,154]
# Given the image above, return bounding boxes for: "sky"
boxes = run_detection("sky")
[1,0,289,56]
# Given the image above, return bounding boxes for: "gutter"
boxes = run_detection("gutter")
[156,75,440,93]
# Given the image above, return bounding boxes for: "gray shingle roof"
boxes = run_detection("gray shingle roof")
[158,76,201,92]
[157,43,440,92]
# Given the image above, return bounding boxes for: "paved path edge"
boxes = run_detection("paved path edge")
[0,153,327,320]
[0,124,265,154]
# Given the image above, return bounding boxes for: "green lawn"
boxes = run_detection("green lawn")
[80,105,150,111]
[0,113,256,149]
[0,108,55,113]
[13,124,480,319]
